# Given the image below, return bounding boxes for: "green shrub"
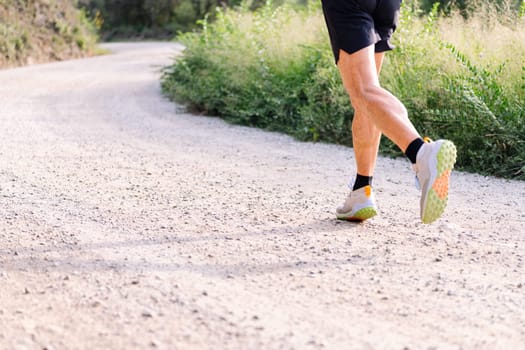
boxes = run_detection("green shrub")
[162,2,329,134]
[162,0,525,180]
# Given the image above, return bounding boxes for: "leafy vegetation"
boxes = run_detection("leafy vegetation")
[162,0,525,180]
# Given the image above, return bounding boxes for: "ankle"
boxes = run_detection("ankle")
[405,138,425,164]
[352,174,373,191]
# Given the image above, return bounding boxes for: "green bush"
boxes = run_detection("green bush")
[162,3,329,132]
[162,0,525,180]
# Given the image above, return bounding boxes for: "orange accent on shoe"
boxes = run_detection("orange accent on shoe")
[432,169,451,200]
[364,185,372,197]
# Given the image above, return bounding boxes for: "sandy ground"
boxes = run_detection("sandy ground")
[0,42,524,350]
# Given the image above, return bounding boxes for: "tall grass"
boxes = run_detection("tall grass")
[162,0,525,180]
[382,1,525,177]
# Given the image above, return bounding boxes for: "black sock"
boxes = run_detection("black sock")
[405,138,425,164]
[352,174,373,191]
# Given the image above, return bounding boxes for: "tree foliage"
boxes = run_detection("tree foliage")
[419,0,524,16]
[78,0,250,39]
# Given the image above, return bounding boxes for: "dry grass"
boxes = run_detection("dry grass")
[0,0,97,68]
[438,11,525,88]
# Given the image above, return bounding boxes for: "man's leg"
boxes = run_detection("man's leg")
[336,45,457,224]
[335,47,419,221]
[338,46,420,152]
[350,51,385,178]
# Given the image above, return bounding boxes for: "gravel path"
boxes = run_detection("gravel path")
[1,42,524,350]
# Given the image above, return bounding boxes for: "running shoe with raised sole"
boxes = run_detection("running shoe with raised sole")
[336,185,377,221]
[414,139,457,224]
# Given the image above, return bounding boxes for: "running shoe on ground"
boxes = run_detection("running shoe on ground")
[336,185,377,222]
[414,139,457,224]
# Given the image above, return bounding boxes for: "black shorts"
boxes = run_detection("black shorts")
[321,0,402,63]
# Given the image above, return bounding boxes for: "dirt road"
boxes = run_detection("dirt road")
[1,42,524,350]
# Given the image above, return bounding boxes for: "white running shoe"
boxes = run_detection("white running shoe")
[336,185,377,222]
[413,139,457,224]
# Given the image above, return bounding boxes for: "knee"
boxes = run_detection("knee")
[348,84,382,109]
